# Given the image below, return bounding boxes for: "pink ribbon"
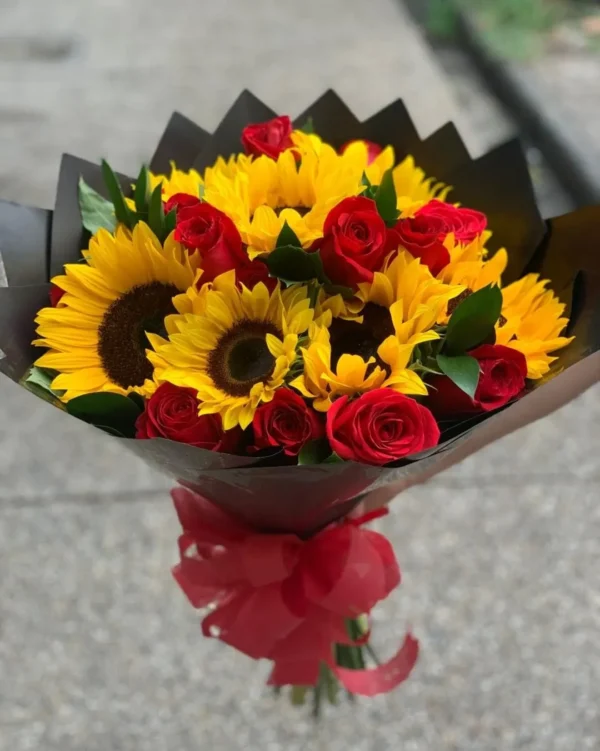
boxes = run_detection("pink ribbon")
[172,486,419,695]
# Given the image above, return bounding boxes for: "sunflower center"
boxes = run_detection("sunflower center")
[330,303,394,370]
[207,319,282,397]
[98,282,179,389]
[447,288,472,317]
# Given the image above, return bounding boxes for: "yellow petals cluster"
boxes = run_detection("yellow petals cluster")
[203,134,446,258]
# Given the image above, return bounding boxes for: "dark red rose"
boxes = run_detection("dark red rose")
[251,388,323,457]
[340,139,383,165]
[49,284,65,307]
[318,196,391,288]
[241,116,294,160]
[164,192,202,221]
[390,200,487,276]
[427,344,527,417]
[136,383,241,452]
[326,389,440,465]
[419,200,487,244]
[236,258,277,291]
[175,203,248,283]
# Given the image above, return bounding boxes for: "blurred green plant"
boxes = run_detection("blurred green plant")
[427,0,459,37]
[426,0,585,60]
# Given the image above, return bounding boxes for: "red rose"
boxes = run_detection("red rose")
[251,388,323,456]
[241,116,294,160]
[340,139,383,164]
[427,344,527,417]
[417,200,487,244]
[175,203,248,283]
[236,258,277,292]
[390,200,488,276]
[136,383,241,452]
[164,192,202,220]
[326,389,440,465]
[318,196,391,288]
[50,284,65,307]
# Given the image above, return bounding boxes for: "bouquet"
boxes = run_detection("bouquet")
[1,91,599,714]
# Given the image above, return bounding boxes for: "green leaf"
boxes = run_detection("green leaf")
[134,165,150,214]
[66,392,143,438]
[361,172,378,200]
[265,245,328,284]
[164,208,177,236]
[298,438,332,465]
[127,392,146,412]
[276,220,301,249]
[101,160,133,227]
[311,252,328,284]
[374,169,399,223]
[148,183,165,240]
[21,366,65,408]
[299,116,314,134]
[25,365,55,390]
[444,285,503,355]
[437,353,480,400]
[78,178,117,235]
[322,451,344,464]
[323,283,355,300]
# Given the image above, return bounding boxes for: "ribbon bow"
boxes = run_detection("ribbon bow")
[172,487,418,696]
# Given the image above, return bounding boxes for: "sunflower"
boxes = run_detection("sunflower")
[203,153,255,182]
[202,133,448,258]
[147,272,315,429]
[148,163,205,201]
[438,233,508,322]
[496,274,574,379]
[291,131,444,205]
[393,156,451,216]
[203,144,364,258]
[292,252,464,409]
[290,323,391,411]
[34,224,201,401]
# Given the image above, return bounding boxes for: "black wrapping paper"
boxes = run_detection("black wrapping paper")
[193,91,277,172]
[50,155,133,278]
[1,92,599,533]
[150,112,210,175]
[294,90,363,148]
[0,201,52,285]
[0,283,49,380]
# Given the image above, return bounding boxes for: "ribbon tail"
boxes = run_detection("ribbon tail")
[333,632,419,697]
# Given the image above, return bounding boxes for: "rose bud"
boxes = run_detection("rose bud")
[390,200,487,276]
[164,192,202,221]
[174,203,249,283]
[235,258,277,292]
[241,115,294,160]
[427,344,527,417]
[49,284,65,307]
[326,389,440,466]
[251,388,324,457]
[318,196,393,288]
[136,383,241,452]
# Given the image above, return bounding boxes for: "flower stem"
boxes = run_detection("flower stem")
[291,686,309,706]
[308,281,320,308]
[364,642,381,666]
